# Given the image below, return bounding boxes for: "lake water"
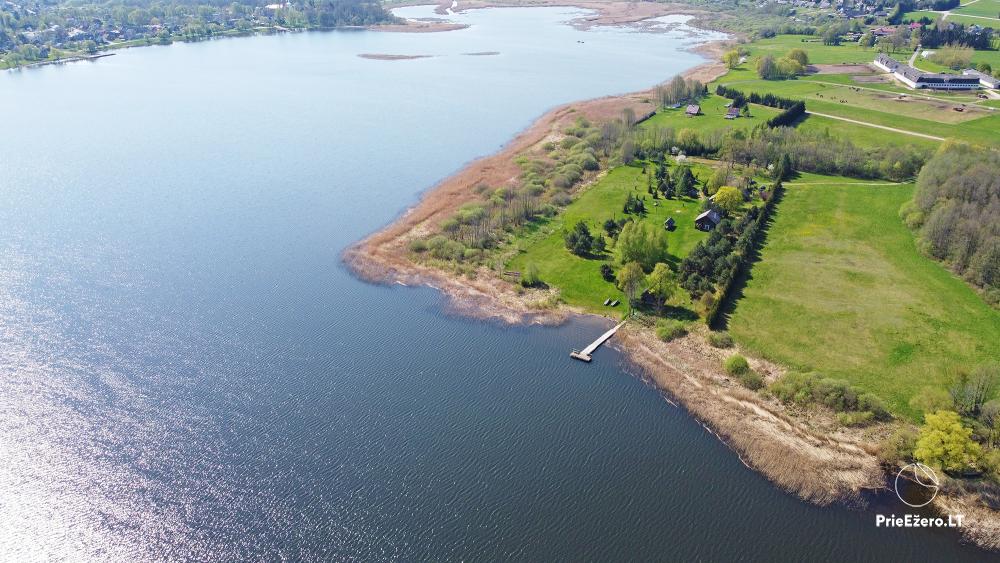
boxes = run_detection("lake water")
[0,6,995,561]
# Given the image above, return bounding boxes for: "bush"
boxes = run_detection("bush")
[724,354,750,376]
[740,370,765,391]
[838,411,875,427]
[656,319,688,342]
[408,238,428,253]
[876,426,918,466]
[521,263,542,288]
[600,263,615,282]
[707,331,734,348]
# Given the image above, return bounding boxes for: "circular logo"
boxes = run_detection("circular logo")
[894,463,939,508]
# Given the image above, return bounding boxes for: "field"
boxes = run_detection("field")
[640,93,779,133]
[506,163,714,316]
[725,176,1000,418]
[952,0,1000,19]
[714,36,1000,147]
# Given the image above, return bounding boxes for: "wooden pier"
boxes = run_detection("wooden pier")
[570,320,627,362]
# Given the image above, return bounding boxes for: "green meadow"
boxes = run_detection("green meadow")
[725,178,1000,418]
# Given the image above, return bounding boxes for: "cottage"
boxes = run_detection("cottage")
[694,209,722,231]
[725,106,740,119]
[664,217,676,231]
[685,104,701,117]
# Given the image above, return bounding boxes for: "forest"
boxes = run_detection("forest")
[902,143,1000,306]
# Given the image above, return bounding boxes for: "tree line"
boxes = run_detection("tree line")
[901,142,1000,306]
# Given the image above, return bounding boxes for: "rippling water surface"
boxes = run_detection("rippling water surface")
[0,6,993,561]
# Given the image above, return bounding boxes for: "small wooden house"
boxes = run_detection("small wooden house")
[725,106,740,119]
[694,209,722,231]
[664,217,676,231]
[685,104,701,117]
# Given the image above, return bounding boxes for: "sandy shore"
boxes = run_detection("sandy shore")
[346,3,1000,551]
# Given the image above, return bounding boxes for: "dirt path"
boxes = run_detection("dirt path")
[805,110,945,141]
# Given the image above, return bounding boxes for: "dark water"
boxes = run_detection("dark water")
[0,6,995,561]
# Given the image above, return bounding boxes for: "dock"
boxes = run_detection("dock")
[570,320,627,362]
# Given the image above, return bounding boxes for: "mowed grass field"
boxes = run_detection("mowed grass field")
[507,163,711,315]
[726,177,1000,418]
[640,93,779,134]
[953,0,1000,18]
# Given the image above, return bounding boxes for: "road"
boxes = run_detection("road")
[805,111,946,141]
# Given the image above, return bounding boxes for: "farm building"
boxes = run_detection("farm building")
[962,68,1000,89]
[725,106,740,119]
[685,104,701,116]
[874,54,980,90]
[694,209,722,231]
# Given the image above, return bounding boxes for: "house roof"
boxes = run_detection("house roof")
[685,104,700,114]
[695,209,722,224]
[726,106,740,116]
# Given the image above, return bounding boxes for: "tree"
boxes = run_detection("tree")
[600,263,615,282]
[617,220,668,271]
[914,410,982,473]
[646,262,675,313]
[714,186,744,214]
[786,48,808,67]
[564,221,594,256]
[617,261,645,307]
[859,32,876,48]
[981,400,1000,448]
[722,49,740,69]
[756,55,777,79]
[83,40,98,54]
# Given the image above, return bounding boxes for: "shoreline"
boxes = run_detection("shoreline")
[343,5,1000,552]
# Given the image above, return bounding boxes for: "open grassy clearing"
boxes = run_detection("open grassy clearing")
[640,93,780,133]
[725,178,1000,418]
[794,113,941,150]
[953,0,1000,18]
[744,34,879,64]
[506,162,715,316]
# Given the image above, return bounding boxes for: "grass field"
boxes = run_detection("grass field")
[507,163,714,316]
[725,177,1000,418]
[953,0,1000,18]
[640,93,779,134]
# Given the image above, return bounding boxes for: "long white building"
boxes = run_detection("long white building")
[874,53,981,90]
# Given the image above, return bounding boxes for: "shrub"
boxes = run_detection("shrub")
[521,263,542,288]
[858,393,891,421]
[408,238,428,253]
[724,354,750,376]
[740,370,765,391]
[876,426,918,466]
[707,331,734,348]
[656,319,688,342]
[600,263,615,282]
[769,371,820,405]
[838,411,875,427]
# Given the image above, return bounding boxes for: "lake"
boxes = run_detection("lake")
[0,6,993,560]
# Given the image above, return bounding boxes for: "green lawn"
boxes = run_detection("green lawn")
[726,178,1000,418]
[744,34,879,64]
[640,93,779,134]
[507,163,712,316]
[953,0,1000,18]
